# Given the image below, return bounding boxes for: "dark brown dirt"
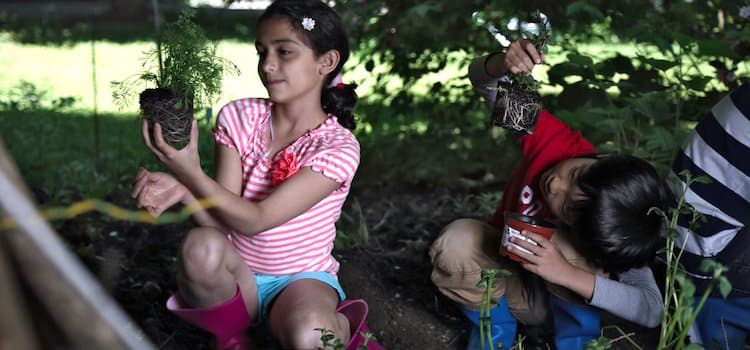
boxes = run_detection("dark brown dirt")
[70,188,659,350]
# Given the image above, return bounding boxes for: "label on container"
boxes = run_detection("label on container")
[502,225,538,255]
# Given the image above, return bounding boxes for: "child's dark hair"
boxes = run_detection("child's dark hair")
[259,0,358,130]
[567,155,674,275]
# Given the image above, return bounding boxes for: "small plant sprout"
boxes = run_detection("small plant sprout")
[477,268,512,350]
[315,328,345,350]
[314,327,377,350]
[651,171,730,349]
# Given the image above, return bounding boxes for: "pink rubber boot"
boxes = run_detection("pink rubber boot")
[336,299,386,350]
[166,286,254,350]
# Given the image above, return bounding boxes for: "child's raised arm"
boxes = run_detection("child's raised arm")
[469,39,544,108]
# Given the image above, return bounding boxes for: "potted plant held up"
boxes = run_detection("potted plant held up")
[474,11,551,134]
[113,10,238,147]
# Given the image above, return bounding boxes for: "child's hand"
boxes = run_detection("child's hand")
[132,167,188,216]
[508,230,575,286]
[142,119,202,179]
[504,39,544,75]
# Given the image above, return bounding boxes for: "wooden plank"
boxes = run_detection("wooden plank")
[0,237,40,350]
[0,138,155,350]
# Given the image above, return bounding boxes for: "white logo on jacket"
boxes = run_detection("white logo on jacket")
[519,185,542,216]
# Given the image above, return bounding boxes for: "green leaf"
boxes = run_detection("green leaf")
[640,57,677,71]
[684,76,712,91]
[697,39,737,59]
[566,53,594,67]
[692,176,712,185]
[565,1,605,21]
[718,277,732,298]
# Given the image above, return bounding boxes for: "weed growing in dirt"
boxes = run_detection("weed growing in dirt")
[0,80,78,112]
[315,327,377,350]
[652,171,730,350]
[477,268,512,350]
[585,171,730,350]
[336,198,370,249]
[453,192,503,218]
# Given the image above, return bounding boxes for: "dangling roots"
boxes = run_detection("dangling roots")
[139,88,193,146]
[491,83,543,134]
[146,97,193,145]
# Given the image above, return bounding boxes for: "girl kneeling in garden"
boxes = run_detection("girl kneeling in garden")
[132,1,380,349]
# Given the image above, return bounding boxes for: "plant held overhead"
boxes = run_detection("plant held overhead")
[474,10,551,134]
[112,10,238,147]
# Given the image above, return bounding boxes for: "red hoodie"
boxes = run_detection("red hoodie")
[488,109,596,229]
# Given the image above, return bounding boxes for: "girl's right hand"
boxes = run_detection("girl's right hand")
[131,167,188,216]
[504,39,544,75]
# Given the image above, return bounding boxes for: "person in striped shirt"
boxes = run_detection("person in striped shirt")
[131,1,364,348]
[673,81,750,349]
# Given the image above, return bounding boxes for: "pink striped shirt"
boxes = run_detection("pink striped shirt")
[212,98,360,276]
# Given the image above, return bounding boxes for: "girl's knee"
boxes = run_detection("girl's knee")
[180,228,230,281]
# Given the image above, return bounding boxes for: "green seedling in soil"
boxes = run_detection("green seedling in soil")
[651,171,730,350]
[477,268,512,350]
[586,171,730,350]
[315,327,376,350]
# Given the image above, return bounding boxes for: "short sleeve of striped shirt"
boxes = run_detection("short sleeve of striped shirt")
[304,135,360,186]
[212,98,269,153]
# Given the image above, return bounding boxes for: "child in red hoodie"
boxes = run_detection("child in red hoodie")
[430,39,673,349]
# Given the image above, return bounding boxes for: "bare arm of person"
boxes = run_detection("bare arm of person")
[143,119,341,236]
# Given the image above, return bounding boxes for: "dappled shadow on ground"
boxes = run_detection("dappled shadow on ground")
[55,185,659,350]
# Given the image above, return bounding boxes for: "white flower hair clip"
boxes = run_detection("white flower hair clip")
[301,17,316,31]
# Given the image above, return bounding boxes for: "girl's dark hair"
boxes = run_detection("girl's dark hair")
[567,155,675,275]
[259,0,358,130]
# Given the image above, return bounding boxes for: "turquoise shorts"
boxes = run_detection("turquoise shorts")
[255,271,346,320]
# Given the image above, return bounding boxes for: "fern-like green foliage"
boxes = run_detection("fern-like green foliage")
[112,10,238,111]
[158,10,239,109]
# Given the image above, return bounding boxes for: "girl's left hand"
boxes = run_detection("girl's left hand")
[142,119,202,179]
[509,230,576,285]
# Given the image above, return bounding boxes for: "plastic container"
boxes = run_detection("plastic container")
[501,211,556,262]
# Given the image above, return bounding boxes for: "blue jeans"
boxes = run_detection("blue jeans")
[550,294,600,349]
[694,297,750,350]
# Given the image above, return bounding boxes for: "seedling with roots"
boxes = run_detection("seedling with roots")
[473,10,551,134]
[112,10,238,147]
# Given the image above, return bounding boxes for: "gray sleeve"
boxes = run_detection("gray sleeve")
[588,266,663,328]
[468,55,501,108]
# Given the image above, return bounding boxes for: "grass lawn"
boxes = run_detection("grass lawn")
[0,35,266,114]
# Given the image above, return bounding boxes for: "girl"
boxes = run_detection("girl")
[131,1,374,349]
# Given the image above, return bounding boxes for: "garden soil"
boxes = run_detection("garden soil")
[70,188,660,350]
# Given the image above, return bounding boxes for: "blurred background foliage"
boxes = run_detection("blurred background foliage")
[0,0,748,204]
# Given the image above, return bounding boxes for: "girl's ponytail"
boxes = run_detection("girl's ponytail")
[322,82,358,131]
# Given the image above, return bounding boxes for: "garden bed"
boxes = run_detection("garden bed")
[60,187,659,349]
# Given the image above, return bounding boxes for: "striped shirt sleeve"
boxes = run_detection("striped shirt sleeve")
[305,137,360,185]
[671,82,750,257]
[213,98,263,153]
